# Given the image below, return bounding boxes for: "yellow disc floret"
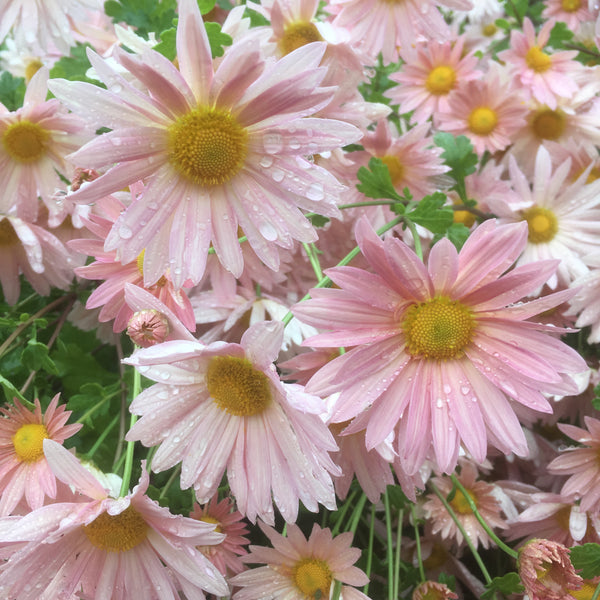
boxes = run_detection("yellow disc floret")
[2,120,50,163]
[12,423,49,462]
[425,65,457,95]
[206,356,271,416]
[450,488,477,515]
[83,506,148,552]
[468,107,498,135]
[403,296,475,360]
[293,558,333,598]
[167,108,247,186]
[561,0,581,12]
[279,21,323,55]
[525,46,553,73]
[522,206,558,243]
[531,108,566,141]
[199,515,222,533]
[380,155,404,187]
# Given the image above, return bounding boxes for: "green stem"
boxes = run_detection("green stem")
[346,493,368,536]
[85,414,119,459]
[159,465,182,500]
[411,504,425,583]
[119,366,140,498]
[403,218,423,261]
[429,481,493,586]
[592,580,600,600]
[331,490,358,536]
[394,508,404,599]
[76,390,121,424]
[450,475,518,560]
[384,488,394,600]
[302,242,324,282]
[363,503,376,597]
[330,579,342,600]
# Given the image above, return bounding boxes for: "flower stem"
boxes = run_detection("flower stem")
[363,503,376,597]
[119,365,140,498]
[411,504,426,583]
[384,488,395,600]
[302,242,324,282]
[394,507,404,599]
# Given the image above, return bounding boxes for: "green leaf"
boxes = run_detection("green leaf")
[309,215,330,228]
[406,192,453,234]
[104,0,177,39]
[481,573,524,599]
[434,132,478,180]
[570,543,600,579]
[197,0,216,13]
[21,340,58,375]
[0,71,26,111]
[356,157,403,202]
[49,44,101,86]
[67,382,109,413]
[0,374,29,405]
[386,484,410,510]
[548,21,574,50]
[205,22,232,58]
[154,25,177,60]
[444,222,471,250]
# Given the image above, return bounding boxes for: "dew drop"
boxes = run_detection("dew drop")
[118,225,133,239]
[258,221,278,241]
[263,132,283,154]
[271,168,285,182]
[460,386,470,395]
[259,155,274,168]
[306,183,325,201]
[443,384,452,394]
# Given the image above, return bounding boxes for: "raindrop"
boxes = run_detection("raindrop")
[436,398,444,408]
[289,137,301,150]
[118,225,133,239]
[259,155,274,168]
[110,83,123,94]
[147,201,158,210]
[443,384,452,394]
[460,386,470,395]
[258,221,278,241]
[306,183,325,201]
[137,365,150,373]
[271,168,285,182]
[263,132,283,154]
[160,371,171,380]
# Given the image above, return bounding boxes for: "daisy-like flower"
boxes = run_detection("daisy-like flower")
[435,69,529,155]
[190,493,250,576]
[0,395,81,516]
[567,252,600,343]
[517,538,583,600]
[412,581,458,600]
[495,145,600,289]
[48,0,361,289]
[386,37,481,124]
[230,522,371,600]
[543,0,594,31]
[124,320,340,525]
[292,217,587,475]
[0,440,228,600]
[0,67,90,222]
[547,417,600,513]
[498,18,580,110]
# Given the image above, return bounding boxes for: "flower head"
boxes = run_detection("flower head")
[412,581,458,600]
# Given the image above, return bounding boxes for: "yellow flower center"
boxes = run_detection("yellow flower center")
[293,558,333,598]
[522,206,558,243]
[167,108,247,186]
[574,165,600,184]
[562,0,581,12]
[199,515,222,534]
[525,46,553,73]
[0,218,18,246]
[83,506,148,552]
[279,21,323,55]
[24,59,44,83]
[2,120,50,163]
[403,296,475,360]
[12,423,49,462]
[380,155,404,186]
[569,582,596,600]
[450,488,476,515]
[468,107,498,135]
[482,23,498,37]
[423,542,448,570]
[531,108,566,141]
[206,356,272,416]
[425,65,457,95]
[452,199,477,228]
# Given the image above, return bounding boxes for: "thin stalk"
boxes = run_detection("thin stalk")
[113,338,128,468]
[76,390,121,424]
[119,366,141,497]
[363,503,376,597]
[411,504,425,583]
[331,579,342,600]
[85,414,119,459]
[159,465,182,500]
[384,489,394,600]
[346,493,368,536]
[592,580,600,600]
[302,242,324,282]
[331,490,358,536]
[394,508,404,599]
[403,218,423,261]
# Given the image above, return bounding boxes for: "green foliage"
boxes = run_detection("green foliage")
[49,44,102,86]
[197,0,216,14]
[356,157,403,203]
[0,374,29,405]
[21,340,58,375]
[437,222,471,251]
[104,0,177,39]
[244,5,271,27]
[309,215,330,228]
[0,71,26,111]
[154,20,232,60]
[548,21,575,50]
[481,572,524,599]
[434,132,478,203]
[570,543,600,579]
[405,192,454,235]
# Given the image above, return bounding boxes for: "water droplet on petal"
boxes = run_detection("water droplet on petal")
[306,183,324,201]
[118,225,133,239]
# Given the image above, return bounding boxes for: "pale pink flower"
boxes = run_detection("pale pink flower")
[518,538,583,600]
[567,252,600,343]
[386,37,481,124]
[543,0,594,31]
[0,395,81,516]
[190,493,250,576]
[0,67,90,221]
[0,440,228,600]
[498,18,581,110]
[547,417,600,514]
[435,69,529,155]
[124,320,339,525]
[230,522,371,600]
[544,137,600,183]
[412,581,458,600]
[48,0,360,289]
[293,217,587,475]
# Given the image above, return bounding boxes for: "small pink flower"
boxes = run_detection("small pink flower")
[0,394,81,515]
[230,522,371,600]
[543,0,594,32]
[412,581,458,600]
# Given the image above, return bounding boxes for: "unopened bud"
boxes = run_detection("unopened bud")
[127,310,169,347]
[412,581,458,600]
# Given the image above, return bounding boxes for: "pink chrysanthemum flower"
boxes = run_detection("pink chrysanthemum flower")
[517,538,583,600]
[567,252,600,343]
[125,320,339,525]
[293,217,587,475]
[435,69,529,155]
[412,581,458,600]
[547,417,600,513]
[190,493,250,576]
[48,0,360,289]
[498,18,580,110]
[230,522,371,600]
[386,37,481,124]
[0,440,228,600]
[0,67,89,221]
[0,395,81,516]
[543,0,594,31]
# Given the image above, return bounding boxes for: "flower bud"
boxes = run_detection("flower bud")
[127,309,169,347]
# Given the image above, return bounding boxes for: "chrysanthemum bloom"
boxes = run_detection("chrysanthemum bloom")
[567,252,600,343]
[0,395,81,516]
[0,67,90,221]
[423,461,508,549]
[0,440,228,600]
[230,522,371,600]
[125,320,340,524]
[517,538,583,600]
[190,493,250,576]
[543,0,594,32]
[498,18,580,110]
[293,217,587,475]
[545,137,600,183]
[412,581,458,600]
[435,69,529,155]
[386,37,481,124]
[0,213,74,304]
[0,0,102,53]
[48,0,361,289]
[547,417,600,513]
[495,145,600,289]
